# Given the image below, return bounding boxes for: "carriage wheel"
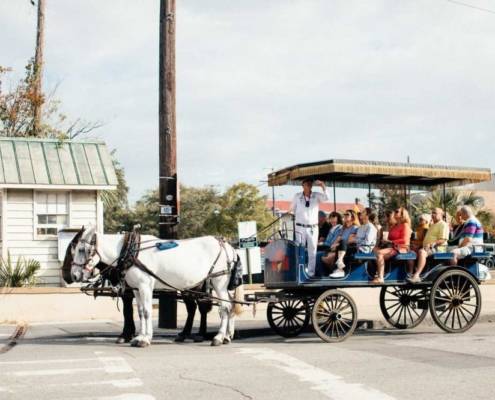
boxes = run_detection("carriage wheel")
[312,289,358,343]
[379,286,428,329]
[267,299,311,338]
[429,270,481,333]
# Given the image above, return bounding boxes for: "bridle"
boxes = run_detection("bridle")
[71,233,100,272]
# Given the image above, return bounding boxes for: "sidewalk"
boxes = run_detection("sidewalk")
[1,283,495,327]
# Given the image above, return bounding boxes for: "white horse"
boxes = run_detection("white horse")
[70,225,243,347]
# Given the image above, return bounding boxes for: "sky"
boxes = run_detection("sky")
[1,0,495,204]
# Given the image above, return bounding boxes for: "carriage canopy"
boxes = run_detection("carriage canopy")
[267,159,492,190]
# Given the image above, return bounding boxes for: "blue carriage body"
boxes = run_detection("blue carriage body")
[263,239,487,289]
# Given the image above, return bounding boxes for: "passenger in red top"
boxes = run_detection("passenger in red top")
[372,207,412,284]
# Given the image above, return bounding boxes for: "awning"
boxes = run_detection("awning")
[268,159,492,189]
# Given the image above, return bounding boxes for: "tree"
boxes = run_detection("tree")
[0,61,102,138]
[206,183,274,240]
[177,185,221,238]
[32,0,46,134]
[102,153,131,233]
[124,182,275,240]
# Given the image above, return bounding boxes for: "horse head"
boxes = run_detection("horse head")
[70,225,101,282]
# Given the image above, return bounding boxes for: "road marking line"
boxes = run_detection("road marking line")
[98,357,134,373]
[3,367,104,377]
[0,357,98,365]
[48,378,144,389]
[239,348,397,400]
[1,357,133,376]
[76,394,155,400]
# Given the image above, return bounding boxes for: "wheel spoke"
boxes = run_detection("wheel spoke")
[443,306,454,326]
[457,306,471,323]
[385,302,401,312]
[459,304,475,318]
[406,305,415,325]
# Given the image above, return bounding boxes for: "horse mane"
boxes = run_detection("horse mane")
[61,228,118,286]
[61,229,84,284]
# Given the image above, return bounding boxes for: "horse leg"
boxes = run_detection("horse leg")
[130,289,147,347]
[175,295,197,342]
[224,309,236,345]
[210,278,231,347]
[116,291,135,344]
[141,285,153,346]
[193,299,211,343]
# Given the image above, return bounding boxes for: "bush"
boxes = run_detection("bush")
[0,253,40,287]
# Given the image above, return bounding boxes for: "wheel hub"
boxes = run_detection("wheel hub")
[330,312,342,321]
[399,295,411,307]
[283,307,297,319]
[451,297,463,307]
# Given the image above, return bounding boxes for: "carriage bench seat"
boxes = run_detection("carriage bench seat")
[433,252,455,260]
[465,252,491,260]
[394,251,417,261]
[354,252,376,261]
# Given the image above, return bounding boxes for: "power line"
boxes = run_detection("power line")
[446,0,495,15]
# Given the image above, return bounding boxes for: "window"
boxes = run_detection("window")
[36,192,69,236]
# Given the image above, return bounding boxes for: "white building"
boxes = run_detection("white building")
[0,137,117,286]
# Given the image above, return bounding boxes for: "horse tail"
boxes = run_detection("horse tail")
[233,284,244,315]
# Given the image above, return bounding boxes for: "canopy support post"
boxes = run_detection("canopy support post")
[333,181,337,212]
[368,183,372,207]
[442,183,447,220]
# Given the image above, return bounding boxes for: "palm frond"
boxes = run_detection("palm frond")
[0,253,40,287]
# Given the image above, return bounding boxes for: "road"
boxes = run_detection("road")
[0,320,494,400]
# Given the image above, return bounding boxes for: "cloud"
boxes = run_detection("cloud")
[1,0,495,203]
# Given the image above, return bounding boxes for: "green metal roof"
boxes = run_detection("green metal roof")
[0,137,118,189]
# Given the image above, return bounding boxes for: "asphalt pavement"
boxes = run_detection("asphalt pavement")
[1,319,495,400]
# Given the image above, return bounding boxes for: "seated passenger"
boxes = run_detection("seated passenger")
[407,208,449,283]
[317,212,343,276]
[448,209,465,246]
[355,207,378,253]
[450,206,484,265]
[328,209,359,278]
[318,210,331,243]
[411,214,431,251]
[372,207,412,284]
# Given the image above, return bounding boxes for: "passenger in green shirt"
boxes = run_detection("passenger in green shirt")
[408,208,449,283]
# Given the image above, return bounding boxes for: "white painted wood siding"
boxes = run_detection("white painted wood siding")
[4,189,99,286]
[71,191,98,230]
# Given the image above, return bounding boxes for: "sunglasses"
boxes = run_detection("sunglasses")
[305,200,310,207]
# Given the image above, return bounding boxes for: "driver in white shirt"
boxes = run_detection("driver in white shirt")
[289,178,329,277]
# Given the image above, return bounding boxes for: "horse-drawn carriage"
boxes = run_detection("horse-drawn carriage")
[250,159,493,343]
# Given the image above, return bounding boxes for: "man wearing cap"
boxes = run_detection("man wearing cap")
[289,178,329,277]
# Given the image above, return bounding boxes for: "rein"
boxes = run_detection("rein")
[77,231,253,306]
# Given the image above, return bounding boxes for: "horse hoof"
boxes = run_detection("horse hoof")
[193,335,205,343]
[210,338,222,347]
[135,340,149,348]
[223,338,231,345]
[174,334,186,343]
[116,335,133,344]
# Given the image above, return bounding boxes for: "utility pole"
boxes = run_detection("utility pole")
[33,0,45,135]
[158,0,178,328]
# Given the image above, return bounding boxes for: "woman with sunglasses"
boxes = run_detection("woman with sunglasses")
[328,209,360,278]
[372,207,412,284]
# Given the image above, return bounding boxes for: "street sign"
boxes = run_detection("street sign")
[238,221,257,249]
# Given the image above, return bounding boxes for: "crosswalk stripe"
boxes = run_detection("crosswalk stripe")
[239,347,397,400]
